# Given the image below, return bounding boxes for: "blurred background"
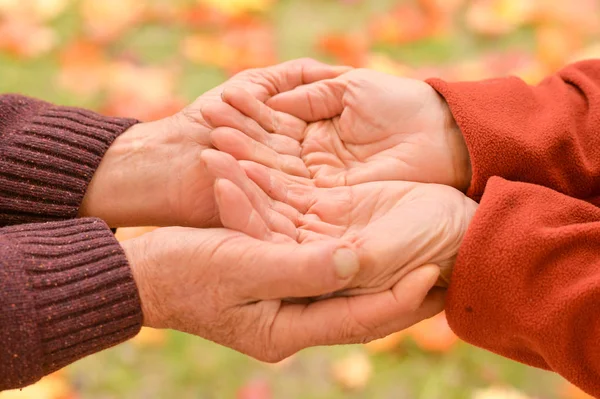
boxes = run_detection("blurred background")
[0,0,598,398]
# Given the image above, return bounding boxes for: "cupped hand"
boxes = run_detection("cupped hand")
[202,150,478,291]
[80,59,349,228]
[202,68,472,191]
[120,223,444,362]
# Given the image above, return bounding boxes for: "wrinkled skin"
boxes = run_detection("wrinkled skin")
[80,58,349,228]
[203,68,472,192]
[202,150,478,292]
[121,211,445,363]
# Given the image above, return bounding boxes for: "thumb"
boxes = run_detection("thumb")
[266,76,349,122]
[243,239,361,300]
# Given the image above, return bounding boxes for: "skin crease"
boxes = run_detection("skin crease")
[200,69,478,289]
[77,60,470,361]
[202,68,472,192]
[201,149,478,292]
[79,58,351,229]
[119,207,446,363]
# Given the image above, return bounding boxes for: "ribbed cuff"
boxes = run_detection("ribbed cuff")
[426,77,526,202]
[0,94,138,226]
[1,218,142,387]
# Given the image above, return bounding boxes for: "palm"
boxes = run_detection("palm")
[204,152,478,292]
[275,177,476,292]
[266,69,471,190]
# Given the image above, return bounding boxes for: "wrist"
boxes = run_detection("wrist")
[79,120,171,227]
[444,103,472,193]
[121,234,160,329]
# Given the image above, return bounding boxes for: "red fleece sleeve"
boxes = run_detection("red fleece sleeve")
[427,60,600,202]
[447,177,600,397]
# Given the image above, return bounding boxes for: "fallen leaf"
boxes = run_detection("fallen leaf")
[198,0,276,16]
[331,351,373,391]
[0,373,74,399]
[0,18,56,58]
[80,0,145,43]
[56,40,107,96]
[131,327,167,347]
[318,32,370,67]
[236,379,273,399]
[561,381,595,399]
[364,330,407,354]
[465,0,535,36]
[535,24,584,71]
[472,387,533,399]
[408,312,459,353]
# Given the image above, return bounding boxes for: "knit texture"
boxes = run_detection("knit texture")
[0,94,142,390]
[0,218,142,390]
[0,94,138,226]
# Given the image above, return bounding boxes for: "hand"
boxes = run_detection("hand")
[120,225,444,362]
[79,59,350,228]
[202,68,472,191]
[201,150,478,291]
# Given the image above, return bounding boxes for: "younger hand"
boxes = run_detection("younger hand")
[202,69,472,191]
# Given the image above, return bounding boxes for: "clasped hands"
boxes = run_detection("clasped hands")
[80,59,478,362]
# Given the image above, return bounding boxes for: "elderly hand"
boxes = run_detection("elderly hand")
[79,59,349,228]
[201,150,478,291]
[120,224,444,362]
[202,68,471,191]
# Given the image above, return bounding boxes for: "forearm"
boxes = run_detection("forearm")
[427,59,600,201]
[0,218,142,390]
[446,177,600,397]
[0,94,138,226]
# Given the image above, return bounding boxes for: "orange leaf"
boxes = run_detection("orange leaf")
[318,32,369,67]
[80,0,145,43]
[408,312,458,352]
[56,40,107,96]
[535,24,584,71]
[331,351,373,391]
[364,330,407,354]
[561,381,595,399]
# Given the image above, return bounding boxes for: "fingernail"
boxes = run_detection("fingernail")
[333,248,359,279]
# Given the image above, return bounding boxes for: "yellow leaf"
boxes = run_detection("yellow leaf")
[472,387,533,399]
[197,0,275,15]
[0,374,72,399]
[131,327,167,347]
[331,351,372,391]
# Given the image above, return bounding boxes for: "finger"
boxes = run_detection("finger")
[210,127,309,178]
[266,77,348,122]
[241,161,316,213]
[262,58,353,95]
[245,240,361,299]
[201,100,301,156]
[222,86,307,141]
[201,149,298,239]
[270,264,444,353]
[215,179,293,244]
[232,58,353,102]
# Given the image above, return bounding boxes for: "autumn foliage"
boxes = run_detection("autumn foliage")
[0,0,596,398]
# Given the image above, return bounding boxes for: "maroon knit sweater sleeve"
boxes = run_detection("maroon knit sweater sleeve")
[426,59,600,202]
[0,95,143,390]
[447,177,600,397]
[0,94,138,226]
